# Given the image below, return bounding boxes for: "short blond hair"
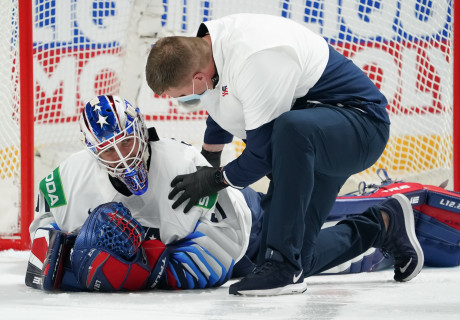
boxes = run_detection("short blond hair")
[145,36,208,94]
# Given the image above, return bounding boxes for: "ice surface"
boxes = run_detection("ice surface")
[1,250,459,320]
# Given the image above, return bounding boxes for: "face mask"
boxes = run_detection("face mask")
[119,161,149,195]
[176,78,209,111]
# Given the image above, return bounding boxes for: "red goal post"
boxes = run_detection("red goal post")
[0,0,458,250]
[0,0,34,250]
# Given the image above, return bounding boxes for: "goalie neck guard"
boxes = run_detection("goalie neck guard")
[79,95,149,195]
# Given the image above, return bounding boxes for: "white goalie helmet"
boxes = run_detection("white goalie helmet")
[79,95,149,195]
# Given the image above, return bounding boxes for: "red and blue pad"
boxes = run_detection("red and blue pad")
[71,202,168,291]
[330,177,460,268]
[412,185,460,267]
[25,228,76,290]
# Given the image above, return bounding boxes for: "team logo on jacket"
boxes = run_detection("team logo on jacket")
[39,167,67,208]
[222,85,228,97]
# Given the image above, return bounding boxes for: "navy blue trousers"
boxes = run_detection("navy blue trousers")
[254,105,390,275]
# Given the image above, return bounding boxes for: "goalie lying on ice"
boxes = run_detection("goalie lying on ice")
[26,95,258,291]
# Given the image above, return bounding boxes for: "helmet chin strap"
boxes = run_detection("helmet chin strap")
[142,143,150,168]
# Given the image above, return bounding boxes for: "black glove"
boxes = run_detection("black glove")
[168,167,228,213]
[201,148,222,168]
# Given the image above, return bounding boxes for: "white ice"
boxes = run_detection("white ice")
[1,250,459,320]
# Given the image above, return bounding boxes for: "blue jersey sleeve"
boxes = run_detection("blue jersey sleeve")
[204,115,234,144]
[222,120,274,188]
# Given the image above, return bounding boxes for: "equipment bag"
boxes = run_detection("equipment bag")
[329,169,460,267]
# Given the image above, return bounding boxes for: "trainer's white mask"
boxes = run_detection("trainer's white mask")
[176,78,208,112]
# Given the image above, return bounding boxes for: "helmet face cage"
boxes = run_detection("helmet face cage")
[80,95,149,195]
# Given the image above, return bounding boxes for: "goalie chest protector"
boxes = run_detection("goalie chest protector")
[329,181,460,267]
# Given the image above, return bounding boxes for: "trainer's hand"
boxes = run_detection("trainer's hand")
[168,167,228,213]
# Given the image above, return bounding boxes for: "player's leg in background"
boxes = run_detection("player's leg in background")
[239,187,265,261]
[231,187,265,278]
[301,175,386,277]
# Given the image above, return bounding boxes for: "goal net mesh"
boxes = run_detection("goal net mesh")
[0,0,453,237]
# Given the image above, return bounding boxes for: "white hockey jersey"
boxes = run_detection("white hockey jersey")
[200,13,329,139]
[30,138,252,288]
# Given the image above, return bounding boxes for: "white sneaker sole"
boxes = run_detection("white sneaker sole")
[392,193,425,281]
[235,281,308,296]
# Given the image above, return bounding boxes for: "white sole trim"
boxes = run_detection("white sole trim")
[236,281,308,296]
[392,193,425,281]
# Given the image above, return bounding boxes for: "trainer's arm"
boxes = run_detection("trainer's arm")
[220,49,301,188]
[202,116,233,167]
[222,120,274,188]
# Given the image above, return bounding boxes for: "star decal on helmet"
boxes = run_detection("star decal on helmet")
[97,113,108,128]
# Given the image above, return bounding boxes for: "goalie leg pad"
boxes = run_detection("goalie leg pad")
[25,228,76,291]
[73,241,169,292]
[77,249,150,291]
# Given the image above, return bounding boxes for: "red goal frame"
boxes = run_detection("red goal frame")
[0,0,34,250]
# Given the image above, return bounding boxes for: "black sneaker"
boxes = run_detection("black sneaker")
[229,249,307,296]
[380,194,424,282]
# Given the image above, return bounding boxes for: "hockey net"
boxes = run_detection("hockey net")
[0,0,456,249]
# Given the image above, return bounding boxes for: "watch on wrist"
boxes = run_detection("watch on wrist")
[214,168,226,186]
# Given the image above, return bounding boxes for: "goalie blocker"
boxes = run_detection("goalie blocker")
[329,171,460,268]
